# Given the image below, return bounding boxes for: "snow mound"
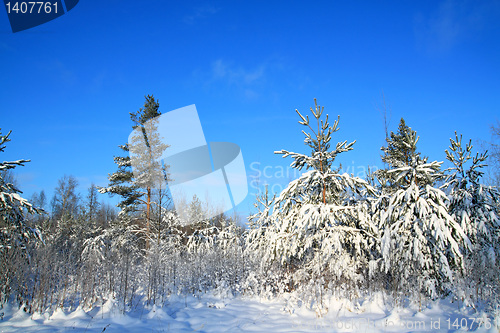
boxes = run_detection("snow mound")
[146,304,172,320]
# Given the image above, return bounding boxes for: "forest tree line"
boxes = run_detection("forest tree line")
[1,97,499,317]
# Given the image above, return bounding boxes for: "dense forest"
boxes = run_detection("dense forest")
[1,97,499,319]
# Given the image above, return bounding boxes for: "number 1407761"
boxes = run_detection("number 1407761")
[5,2,58,14]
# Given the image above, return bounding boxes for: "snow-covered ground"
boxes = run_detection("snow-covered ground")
[0,293,497,332]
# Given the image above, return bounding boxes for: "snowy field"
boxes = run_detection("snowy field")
[0,294,497,332]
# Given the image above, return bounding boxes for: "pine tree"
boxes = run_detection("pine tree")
[0,129,43,302]
[375,120,467,300]
[187,195,205,224]
[248,99,377,302]
[443,133,499,304]
[246,186,277,263]
[100,95,170,248]
[245,187,289,297]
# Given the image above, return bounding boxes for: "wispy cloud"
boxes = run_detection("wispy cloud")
[190,57,301,104]
[41,60,77,85]
[414,0,500,54]
[209,59,267,100]
[211,59,266,85]
[183,5,220,25]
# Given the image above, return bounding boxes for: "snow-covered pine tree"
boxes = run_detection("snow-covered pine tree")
[100,95,170,248]
[247,99,377,302]
[375,119,467,301]
[245,186,277,268]
[0,129,43,303]
[213,214,244,284]
[244,187,288,297]
[443,133,499,305]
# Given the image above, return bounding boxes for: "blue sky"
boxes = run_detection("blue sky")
[1,1,499,218]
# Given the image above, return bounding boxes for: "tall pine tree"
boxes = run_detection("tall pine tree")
[100,95,170,248]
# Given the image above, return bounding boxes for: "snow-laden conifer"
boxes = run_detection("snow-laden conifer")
[375,120,467,300]
[247,100,378,302]
[0,129,43,303]
[443,133,499,305]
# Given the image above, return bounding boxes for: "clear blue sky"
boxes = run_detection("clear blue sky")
[1,1,499,218]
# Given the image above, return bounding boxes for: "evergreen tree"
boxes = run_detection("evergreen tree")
[248,99,377,302]
[246,186,277,262]
[0,129,43,302]
[375,121,467,300]
[100,95,170,247]
[443,133,499,304]
[245,187,287,297]
[187,195,205,224]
